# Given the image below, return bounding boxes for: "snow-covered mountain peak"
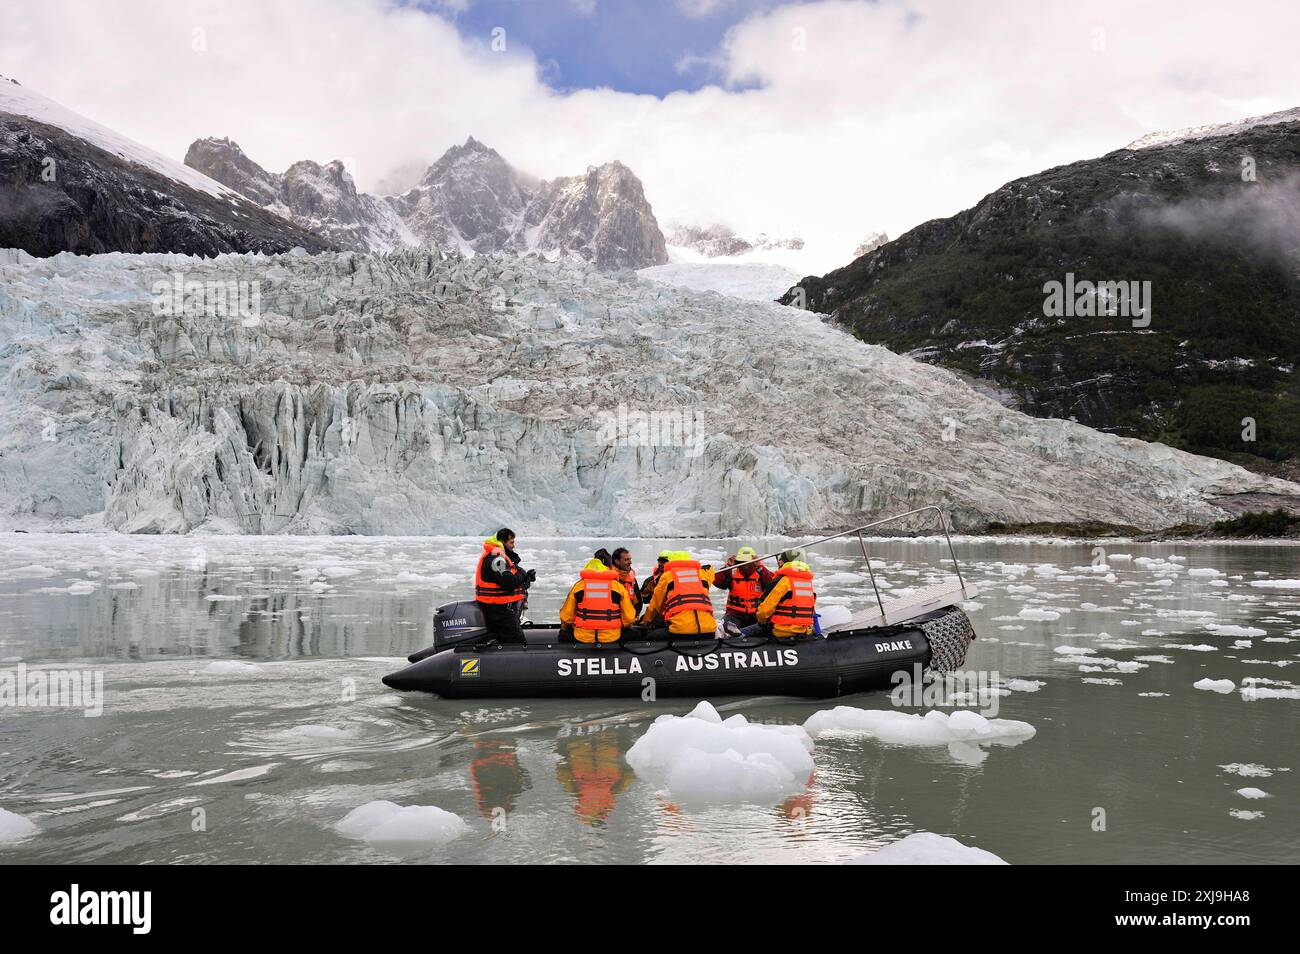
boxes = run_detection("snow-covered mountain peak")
[1126,106,1300,150]
[0,77,236,200]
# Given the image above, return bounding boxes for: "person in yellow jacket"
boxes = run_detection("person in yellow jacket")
[560,559,637,644]
[639,550,717,637]
[739,551,817,640]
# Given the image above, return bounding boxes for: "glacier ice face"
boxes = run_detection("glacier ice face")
[1,246,1295,535]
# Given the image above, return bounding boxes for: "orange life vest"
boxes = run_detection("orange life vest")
[726,565,765,616]
[575,568,623,630]
[662,560,712,619]
[475,541,524,604]
[621,569,640,608]
[769,566,816,627]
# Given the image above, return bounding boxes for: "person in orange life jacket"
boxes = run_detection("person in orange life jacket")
[610,547,641,612]
[639,550,717,637]
[474,527,535,645]
[713,545,775,629]
[560,558,637,644]
[639,551,671,607]
[738,550,817,640]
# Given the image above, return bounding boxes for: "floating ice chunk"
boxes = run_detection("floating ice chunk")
[848,832,1007,865]
[320,566,361,579]
[803,707,1035,745]
[199,660,261,675]
[1054,645,1095,655]
[0,807,37,843]
[1005,584,1036,594]
[9,564,55,578]
[1004,679,1045,692]
[1232,640,1253,649]
[1082,677,1122,685]
[1163,644,1218,652]
[1219,763,1282,778]
[998,625,1026,631]
[1109,554,1133,562]
[1134,655,1174,664]
[109,581,139,590]
[1020,608,1061,621]
[1229,810,1264,820]
[1205,624,1266,638]
[1140,629,1166,637]
[1250,579,1300,590]
[336,800,467,847]
[626,703,813,805]
[1237,788,1270,799]
[960,600,984,611]
[1138,692,1169,697]
[1188,568,1224,578]
[1194,678,1235,693]
[205,594,243,602]
[1240,683,1300,701]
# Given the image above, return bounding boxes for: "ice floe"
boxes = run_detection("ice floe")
[0,806,38,843]
[1193,678,1235,693]
[625,702,814,806]
[848,832,1007,865]
[803,706,1035,746]
[335,800,468,847]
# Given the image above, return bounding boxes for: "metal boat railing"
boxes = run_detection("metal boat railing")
[728,505,968,623]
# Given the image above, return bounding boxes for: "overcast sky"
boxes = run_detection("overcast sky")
[3,0,1299,262]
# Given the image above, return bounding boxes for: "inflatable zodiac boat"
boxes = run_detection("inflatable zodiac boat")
[382,507,979,700]
[382,599,977,699]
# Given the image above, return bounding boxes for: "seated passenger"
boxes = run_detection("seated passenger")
[639,550,717,638]
[739,551,817,640]
[713,545,775,630]
[639,551,670,607]
[611,547,640,613]
[560,558,637,645]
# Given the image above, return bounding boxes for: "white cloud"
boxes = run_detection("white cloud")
[3,0,1298,270]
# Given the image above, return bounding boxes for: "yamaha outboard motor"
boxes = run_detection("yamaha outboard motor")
[408,601,489,662]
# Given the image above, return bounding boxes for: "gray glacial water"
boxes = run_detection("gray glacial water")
[0,532,1296,864]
